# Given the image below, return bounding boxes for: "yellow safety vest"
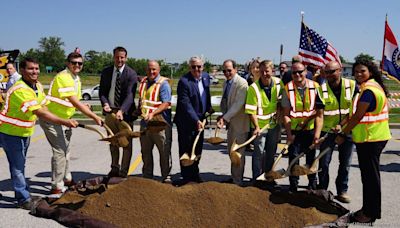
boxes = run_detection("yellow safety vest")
[352,79,391,143]
[285,79,320,130]
[138,76,170,116]
[46,69,82,119]
[245,77,282,128]
[0,80,47,137]
[319,78,356,132]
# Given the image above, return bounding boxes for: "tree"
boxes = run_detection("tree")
[37,36,66,72]
[82,50,113,74]
[354,53,374,62]
[20,48,40,61]
[339,55,347,64]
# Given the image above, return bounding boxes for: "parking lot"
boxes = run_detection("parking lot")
[0,126,399,227]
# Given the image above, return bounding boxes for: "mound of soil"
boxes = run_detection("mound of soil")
[50,177,345,227]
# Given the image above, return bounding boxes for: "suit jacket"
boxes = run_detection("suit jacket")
[221,74,249,133]
[99,65,138,121]
[173,72,211,131]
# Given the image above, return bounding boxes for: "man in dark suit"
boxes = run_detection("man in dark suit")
[174,56,212,184]
[99,46,138,178]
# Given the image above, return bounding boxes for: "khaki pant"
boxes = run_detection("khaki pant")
[104,114,133,177]
[140,124,172,179]
[227,129,248,186]
[39,119,72,189]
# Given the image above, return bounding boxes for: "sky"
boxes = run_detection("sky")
[2,0,400,64]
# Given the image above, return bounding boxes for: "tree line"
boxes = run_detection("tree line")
[16,36,375,76]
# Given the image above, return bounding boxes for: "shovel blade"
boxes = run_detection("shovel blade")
[230,151,241,167]
[257,169,287,181]
[180,153,196,167]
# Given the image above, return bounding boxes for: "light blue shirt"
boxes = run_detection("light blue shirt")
[5,72,21,91]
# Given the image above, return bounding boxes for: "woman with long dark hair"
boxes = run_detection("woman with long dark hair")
[335,59,391,224]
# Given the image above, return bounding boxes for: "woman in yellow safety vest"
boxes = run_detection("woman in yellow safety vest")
[335,59,391,224]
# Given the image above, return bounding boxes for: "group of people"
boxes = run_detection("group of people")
[220,56,390,224]
[0,47,391,224]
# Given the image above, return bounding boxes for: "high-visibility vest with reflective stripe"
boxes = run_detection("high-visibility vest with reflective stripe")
[46,69,82,119]
[319,78,356,132]
[0,80,47,137]
[245,77,282,128]
[285,79,319,130]
[352,79,391,143]
[138,76,171,116]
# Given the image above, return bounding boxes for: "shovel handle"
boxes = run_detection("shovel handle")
[270,143,290,171]
[309,147,332,172]
[191,119,207,157]
[214,127,219,138]
[234,123,270,150]
[103,123,114,136]
[78,123,107,139]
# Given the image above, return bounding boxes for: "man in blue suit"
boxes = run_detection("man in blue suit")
[174,56,212,184]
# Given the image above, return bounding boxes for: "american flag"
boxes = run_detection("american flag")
[299,22,341,67]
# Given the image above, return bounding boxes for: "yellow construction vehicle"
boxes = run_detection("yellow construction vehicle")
[0,50,20,104]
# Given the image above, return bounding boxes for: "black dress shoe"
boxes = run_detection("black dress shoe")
[349,210,376,224]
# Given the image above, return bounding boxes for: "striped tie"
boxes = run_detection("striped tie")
[114,70,121,107]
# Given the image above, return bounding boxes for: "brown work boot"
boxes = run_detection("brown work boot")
[336,192,351,203]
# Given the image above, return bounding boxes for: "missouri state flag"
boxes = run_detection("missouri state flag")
[382,19,400,82]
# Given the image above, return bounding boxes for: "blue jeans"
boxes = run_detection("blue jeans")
[252,126,279,181]
[318,132,354,194]
[288,130,316,189]
[0,132,31,205]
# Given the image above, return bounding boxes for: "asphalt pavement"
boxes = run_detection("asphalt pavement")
[0,126,399,227]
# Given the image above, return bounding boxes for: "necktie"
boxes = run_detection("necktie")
[114,70,121,107]
[223,80,231,99]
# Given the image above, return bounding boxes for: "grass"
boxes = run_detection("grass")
[40,73,100,86]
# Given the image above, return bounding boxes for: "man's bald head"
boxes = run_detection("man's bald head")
[146,60,160,81]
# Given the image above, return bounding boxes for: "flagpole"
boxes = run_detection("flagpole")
[381,14,387,72]
[299,11,305,60]
[280,44,283,64]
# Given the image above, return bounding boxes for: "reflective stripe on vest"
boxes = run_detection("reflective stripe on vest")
[321,78,353,116]
[46,78,74,108]
[58,86,75,93]
[0,114,35,128]
[355,81,389,124]
[45,95,74,107]
[21,100,39,113]
[1,84,24,114]
[250,78,281,118]
[352,79,391,143]
[287,80,316,118]
[139,76,170,116]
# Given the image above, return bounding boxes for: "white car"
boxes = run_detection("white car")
[210,75,219,84]
[81,84,99,100]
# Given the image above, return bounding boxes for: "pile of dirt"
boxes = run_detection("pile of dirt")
[50,177,345,227]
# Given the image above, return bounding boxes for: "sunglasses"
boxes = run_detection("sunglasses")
[222,69,233,73]
[292,69,305,75]
[191,65,202,70]
[70,61,83,66]
[325,68,339,74]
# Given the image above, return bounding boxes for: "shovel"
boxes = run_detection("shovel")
[285,133,330,177]
[180,119,207,167]
[256,142,291,181]
[78,123,107,139]
[259,133,330,180]
[291,133,336,176]
[230,123,270,167]
[100,113,139,147]
[206,127,225,145]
